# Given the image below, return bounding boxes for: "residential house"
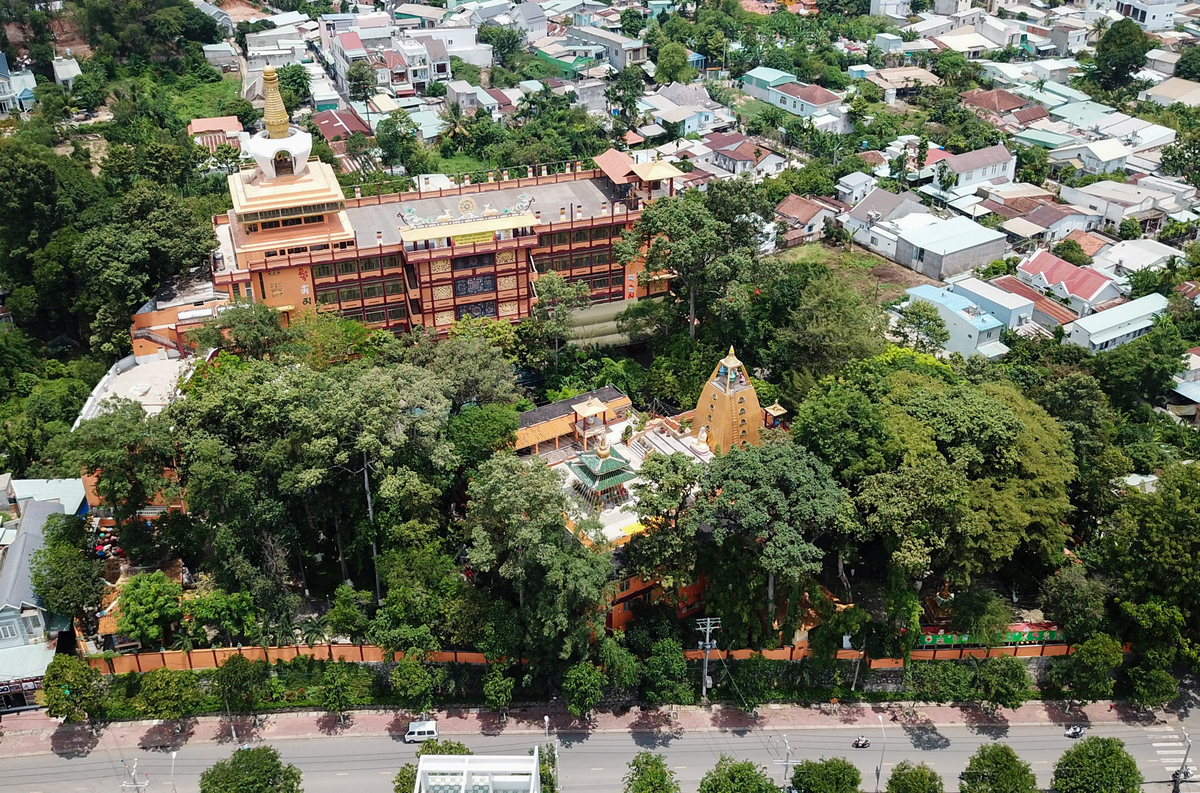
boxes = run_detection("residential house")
[1063,292,1169,351]
[990,274,1080,329]
[312,108,373,140]
[196,0,234,35]
[904,285,1010,359]
[950,276,1036,328]
[767,82,842,118]
[870,0,911,20]
[960,88,1030,118]
[926,145,1012,201]
[1139,76,1200,107]
[1017,249,1122,315]
[865,66,941,104]
[512,2,548,42]
[1047,138,1132,174]
[0,500,66,710]
[653,105,716,135]
[932,0,970,12]
[1092,238,1185,278]
[564,27,647,69]
[837,171,877,206]
[897,216,1008,279]
[1059,180,1185,225]
[1003,203,1103,242]
[391,3,450,27]
[1115,0,1177,29]
[741,66,797,101]
[330,31,370,91]
[1048,21,1089,55]
[704,132,788,181]
[774,194,837,247]
[1146,48,1181,74]
[51,57,81,91]
[396,37,435,92]
[409,28,490,69]
[203,42,239,69]
[1063,228,1111,259]
[839,187,929,256]
[0,53,37,115]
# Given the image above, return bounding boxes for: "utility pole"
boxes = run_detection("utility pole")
[773,734,799,788]
[696,617,720,703]
[1174,729,1193,793]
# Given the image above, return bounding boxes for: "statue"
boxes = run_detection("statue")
[692,426,710,452]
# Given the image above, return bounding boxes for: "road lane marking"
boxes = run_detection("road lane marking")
[590,767,604,771]
[674,766,687,770]
[337,772,350,775]
[1157,750,1186,755]
[1154,742,1184,747]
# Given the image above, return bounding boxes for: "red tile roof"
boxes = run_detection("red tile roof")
[961,88,1028,113]
[187,115,242,136]
[776,82,841,105]
[991,275,1079,326]
[338,31,364,51]
[775,194,825,224]
[196,132,241,154]
[1177,281,1200,301]
[1019,250,1115,301]
[312,109,372,141]
[1011,105,1049,124]
[1064,229,1109,257]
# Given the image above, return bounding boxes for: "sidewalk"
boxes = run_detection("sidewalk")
[0,700,1174,758]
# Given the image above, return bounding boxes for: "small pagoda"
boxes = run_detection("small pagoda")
[568,435,637,508]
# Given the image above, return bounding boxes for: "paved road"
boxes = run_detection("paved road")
[0,720,1193,792]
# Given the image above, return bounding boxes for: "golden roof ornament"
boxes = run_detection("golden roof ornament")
[262,66,289,141]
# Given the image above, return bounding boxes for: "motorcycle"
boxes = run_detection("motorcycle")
[853,736,871,749]
[1065,726,1085,739]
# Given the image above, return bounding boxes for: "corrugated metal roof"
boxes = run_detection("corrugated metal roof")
[0,500,65,613]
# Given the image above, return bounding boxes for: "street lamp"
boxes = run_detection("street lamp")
[875,714,886,793]
[1174,730,1193,793]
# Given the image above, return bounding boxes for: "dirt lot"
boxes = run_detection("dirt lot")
[51,16,92,58]
[4,18,93,58]
[770,242,939,304]
[223,0,270,23]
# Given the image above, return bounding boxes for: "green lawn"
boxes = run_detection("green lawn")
[737,98,777,120]
[172,77,241,125]
[770,242,934,304]
[436,152,491,177]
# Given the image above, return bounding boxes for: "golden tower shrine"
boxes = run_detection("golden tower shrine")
[691,347,762,454]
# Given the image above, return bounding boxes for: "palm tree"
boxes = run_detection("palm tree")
[1090,15,1110,44]
[299,615,330,648]
[1034,77,1048,93]
[440,102,471,150]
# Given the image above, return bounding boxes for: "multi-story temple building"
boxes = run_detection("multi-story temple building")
[131,67,680,360]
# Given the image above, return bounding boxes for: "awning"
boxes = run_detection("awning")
[631,160,684,183]
[1002,217,1045,238]
[572,397,608,418]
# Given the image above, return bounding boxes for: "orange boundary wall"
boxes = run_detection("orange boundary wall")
[89,642,1092,674]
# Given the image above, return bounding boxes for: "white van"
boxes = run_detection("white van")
[404,720,439,743]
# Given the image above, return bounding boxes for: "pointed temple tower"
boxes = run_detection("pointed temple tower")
[691,347,762,454]
[224,65,355,306]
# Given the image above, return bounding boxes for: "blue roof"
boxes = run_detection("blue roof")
[744,66,796,84]
[907,285,1003,332]
[17,88,34,100]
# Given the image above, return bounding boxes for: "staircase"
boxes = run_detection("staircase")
[133,328,196,356]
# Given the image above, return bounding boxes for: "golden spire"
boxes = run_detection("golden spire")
[262,66,289,140]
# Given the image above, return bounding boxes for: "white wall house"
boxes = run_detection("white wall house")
[1063,293,1169,352]
[905,285,1009,359]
